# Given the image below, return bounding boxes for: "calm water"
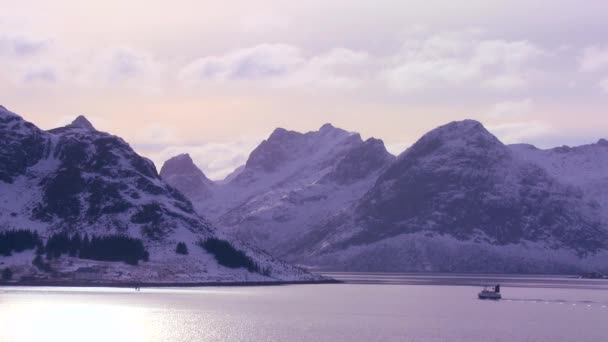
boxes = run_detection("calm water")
[1,274,607,342]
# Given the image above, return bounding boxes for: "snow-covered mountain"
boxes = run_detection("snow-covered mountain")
[287,120,608,273]
[510,140,608,220]
[159,153,215,202]
[161,123,395,257]
[0,105,319,284]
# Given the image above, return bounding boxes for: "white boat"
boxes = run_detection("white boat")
[478,285,501,300]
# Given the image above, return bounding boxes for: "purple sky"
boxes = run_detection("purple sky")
[1,0,607,179]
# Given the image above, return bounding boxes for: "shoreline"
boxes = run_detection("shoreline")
[0,278,341,288]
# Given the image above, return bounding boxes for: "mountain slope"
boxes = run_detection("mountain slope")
[161,124,395,257]
[289,120,608,273]
[0,106,319,284]
[160,153,215,202]
[510,140,608,220]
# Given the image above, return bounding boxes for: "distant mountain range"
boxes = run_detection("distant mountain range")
[0,105,319,284]
[162,120,608,273]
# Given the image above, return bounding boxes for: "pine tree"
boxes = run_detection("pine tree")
[176,242,189,255]
[1,268,12,280]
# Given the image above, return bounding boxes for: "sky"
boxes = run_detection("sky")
[1,0,607,179]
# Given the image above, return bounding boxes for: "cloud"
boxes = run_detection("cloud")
[0,40,164,93]
[486,121,552,144]
[22,67,57,83]
[0,33,48,57]
[137,123,177,144]
[385,142,410,156]
[280,48,369,88]
[72,47,164,90]
[179,44,368,89]
[0,26,164,91]
[140,140,262,180]
[180,44,304,82]
[383,30,544,92]
[579,46,608,72]
[489,99,532,118]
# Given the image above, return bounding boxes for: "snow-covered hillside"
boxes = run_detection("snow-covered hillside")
[510,141,608,220]
[162,124,395,257]
[289,120,608,273]
[0,106,320,284]
[163,119,608,274]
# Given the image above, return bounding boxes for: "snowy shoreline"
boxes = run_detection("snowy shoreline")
[0,278,341,288]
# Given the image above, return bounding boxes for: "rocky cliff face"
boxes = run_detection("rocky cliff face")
[0,106,319,284]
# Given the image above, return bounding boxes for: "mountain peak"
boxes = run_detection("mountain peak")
[597,138,608,147]
[323,136,395,185]
[319,123,335,131]
[160,153,210,181]
[172,153,193,163]
[160,153,214,200]
[0,105,19,119]
[317,123,351,138]
[442,119,485,131]
[396,119,505,162]
[422,119,499,145]
[268,127,301,141]
[70,115,96,130]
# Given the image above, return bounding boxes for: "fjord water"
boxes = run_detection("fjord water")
[1,275,607,342]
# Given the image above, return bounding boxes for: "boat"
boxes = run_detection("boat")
[478,284,501,300]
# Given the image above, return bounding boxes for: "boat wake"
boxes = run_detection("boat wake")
[501,298,608,307]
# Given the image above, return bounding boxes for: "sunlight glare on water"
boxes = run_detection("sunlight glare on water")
[2,301,150,342]
[1,279,608,342]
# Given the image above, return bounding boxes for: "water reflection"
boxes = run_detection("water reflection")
[0,287,257,342]
[1,301,151,342]
[1,279,607,342]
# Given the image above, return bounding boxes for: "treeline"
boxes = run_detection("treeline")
[198,238,260,273]
[0,230,42,256]
[45,232,149,265]
[0,229,149,265]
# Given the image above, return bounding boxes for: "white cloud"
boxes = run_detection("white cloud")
[72,47,164,91]
[179,44,368,89]
[579,46,608,72]
[179,44,304,82]
[22,67,57,83]
[137,123,177,144]
[0,31,59,85]
[143,140,262,180]
[486,121,552,144]
[489,99,532,118]
[0,27,164,91]
[472,40,543,68]
[309,48,369,68]
[280,48,369,88]
[383,30,543,92]
[385,142,410,156]
[0,33,48,57]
